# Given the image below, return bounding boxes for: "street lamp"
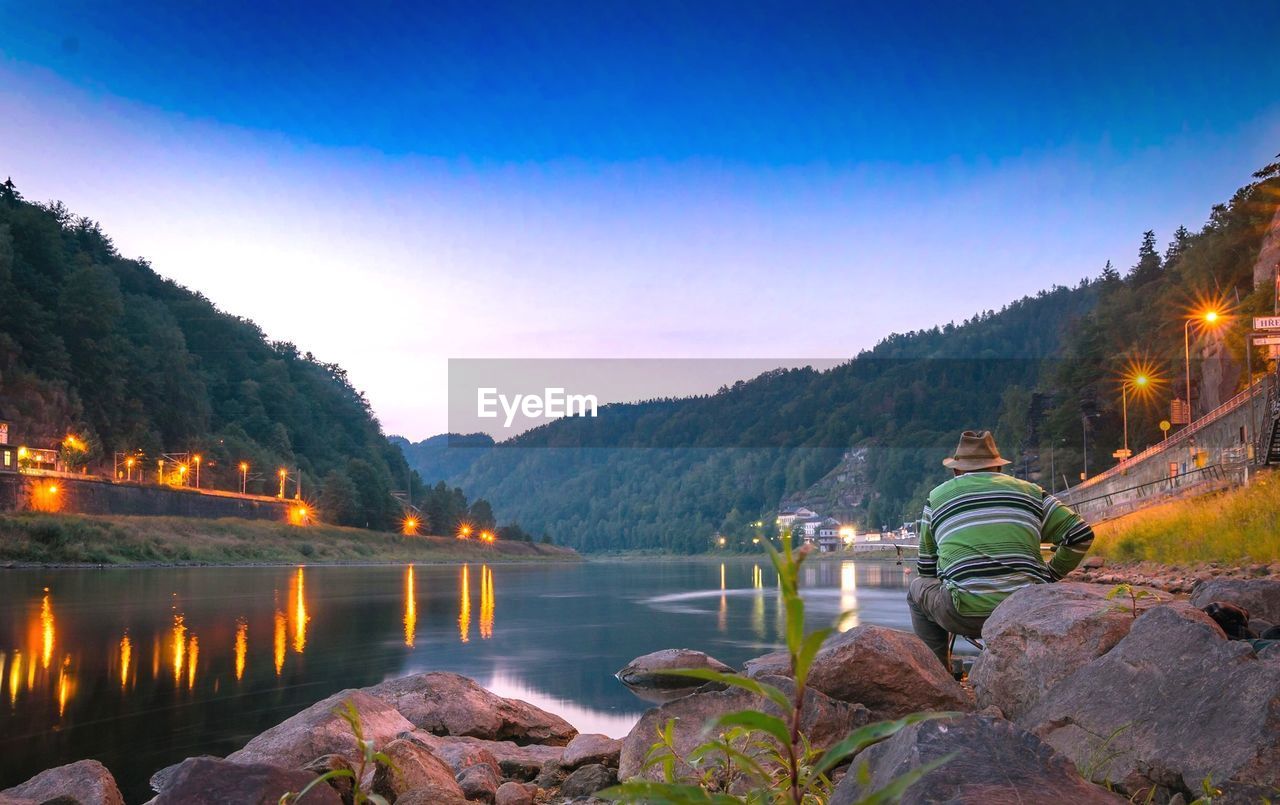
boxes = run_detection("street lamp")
[1184,310,1224,426]
[125,456,135,482]
[278,468,287,499]
[193,454,202,489]
[239,462,249,495]
[1121,373,1150,456]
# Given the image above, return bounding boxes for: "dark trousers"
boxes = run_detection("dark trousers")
[907,575,987,669]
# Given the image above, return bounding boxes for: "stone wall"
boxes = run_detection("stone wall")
[0,473,293,521]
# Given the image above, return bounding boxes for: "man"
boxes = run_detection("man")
[908,430,1095,669]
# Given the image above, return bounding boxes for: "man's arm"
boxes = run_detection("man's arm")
[1041,493,1094,580]
[917,505,938,577]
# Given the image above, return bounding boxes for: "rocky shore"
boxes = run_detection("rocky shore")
[3,577,1278,804]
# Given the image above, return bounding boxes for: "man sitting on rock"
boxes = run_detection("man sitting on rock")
[908,430,1095,669]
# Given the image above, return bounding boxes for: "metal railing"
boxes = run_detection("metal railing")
[1065,461,1245,513]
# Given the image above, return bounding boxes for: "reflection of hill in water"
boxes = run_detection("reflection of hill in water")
[484,669,643,738]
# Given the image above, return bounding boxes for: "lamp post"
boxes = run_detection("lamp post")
[278,468,287,499]
[1184,310,1223,426]
[1121,373,1151,459]
[193,454,202,489]
[125,456,135,482]
[240,462,249,495]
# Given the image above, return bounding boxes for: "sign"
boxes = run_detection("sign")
[1159,420,1171,432]
[1170,399,1190,426]
[1112,448,1132,460]
[1252,335,1280,346]
[1254,316,1280,330]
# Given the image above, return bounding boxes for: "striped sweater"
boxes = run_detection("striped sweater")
[917,471,1094,617]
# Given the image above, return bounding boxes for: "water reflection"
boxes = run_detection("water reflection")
[458,565,471,643]
[840,562,858,631]
[0,559,915,803]
[403,566,417,648]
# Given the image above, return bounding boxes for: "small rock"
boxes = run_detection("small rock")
[561,733,623,769]
[366,672,577,745]
[1082,556,1105,570]
[1,760,125,805]
[392,785,470,805]
[1189,578,1280,624]
[495,780,534,805]
[302,755,355,805]
[559,764,618,798]
[153,757,339,804]
[616,648,735,703]
[370,738,466,803]
[532,760,568,789]
[457,763,500,803]
[402,731,564,781]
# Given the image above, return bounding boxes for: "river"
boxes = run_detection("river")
[0,558,914,801]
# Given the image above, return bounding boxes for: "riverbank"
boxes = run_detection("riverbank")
[1089,473,1280,564]
[0,513,578,566]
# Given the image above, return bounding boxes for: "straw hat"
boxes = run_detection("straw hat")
[942,430,1011,471]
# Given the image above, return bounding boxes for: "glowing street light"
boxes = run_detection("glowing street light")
[239,462,249,495]
[479,530,495,544]
[457,524,473,540]
[125,456,136,482]
[1184,309,1225,426]
[403,517,419,536]
[177,464,188,485]
[278,468,287,499]
[192,455,202,488]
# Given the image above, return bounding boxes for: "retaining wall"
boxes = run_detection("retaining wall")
[0,473,293,521]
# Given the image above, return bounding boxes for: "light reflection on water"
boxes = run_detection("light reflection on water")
[0,558,913,801]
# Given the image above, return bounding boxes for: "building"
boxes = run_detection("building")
[776,505,818,532]
[816,518,842,552]
[0,414,14,474]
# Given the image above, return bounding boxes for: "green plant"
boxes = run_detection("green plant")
[600,537,953,804]
[1105,584,1158,619]
[1187,775,1222,805]
[279,700,396,805]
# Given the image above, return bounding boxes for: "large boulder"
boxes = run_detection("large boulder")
[0,760,125,805]
[746,625,971,719]
[153,757,340,804]
[1021,602,1280,801]
[616,648,735,703]
[227,689,414,768]
[831,715,1121,804]
[366,672,577,745]
[369,738,466,803]
[619,675,870,782]
[1190,578,1280,624]
[969,582,1140,720]
[402,731,565,781]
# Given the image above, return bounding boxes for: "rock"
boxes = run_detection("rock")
[1081,556,1106,570]
[366,672,577,745]
[391,785,470,805]
[457,763,500,803]
[1189,578,1280,624]
[302,755,355,805]
[969,582,1140,720]
[1,760,125,805]
[227,689,414,768]
[560,763,618,798]
[495,781,534,805]
[746,625,971,719]
[531,760,568,789]
[561,733,623,769]
[831,715,1121,804]
[1021,602,1280,800]
[402,731,564,781]
[149,756,216,794]
[619,675,870,782]
[616,648,735,702]
[370,738,466,803]
[153,757,339,804]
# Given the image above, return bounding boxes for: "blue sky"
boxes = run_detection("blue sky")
[2,1,1279,437]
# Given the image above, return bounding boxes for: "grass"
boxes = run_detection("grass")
[1091,472,1280,564]
[0,513,578,566]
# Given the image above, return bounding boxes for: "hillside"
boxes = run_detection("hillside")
[402,161,1280,553]
[0,179,477,534]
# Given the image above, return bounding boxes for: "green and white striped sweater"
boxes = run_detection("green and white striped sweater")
[917,471,1094,617]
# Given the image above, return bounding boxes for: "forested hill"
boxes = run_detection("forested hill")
[402,160,1280,554]
[402,283,1101,552]
[0,179,427,532]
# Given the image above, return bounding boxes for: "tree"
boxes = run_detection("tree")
[320,470,361,527]
[1128,230,1162,285]
[468,498,496,529]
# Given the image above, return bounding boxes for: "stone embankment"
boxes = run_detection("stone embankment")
[3,579,1278,804]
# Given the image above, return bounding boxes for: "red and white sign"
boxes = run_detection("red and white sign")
[1255,316,1280,330]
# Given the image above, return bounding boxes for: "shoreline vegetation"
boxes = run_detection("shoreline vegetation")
[1090,474,1280,565]
[0,513,578,567]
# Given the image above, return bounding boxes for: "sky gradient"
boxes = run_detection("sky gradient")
[3,1,1279,437]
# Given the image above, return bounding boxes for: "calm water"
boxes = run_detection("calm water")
[0,559,912,801]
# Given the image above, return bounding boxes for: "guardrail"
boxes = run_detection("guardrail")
[1065,461,1246,516]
